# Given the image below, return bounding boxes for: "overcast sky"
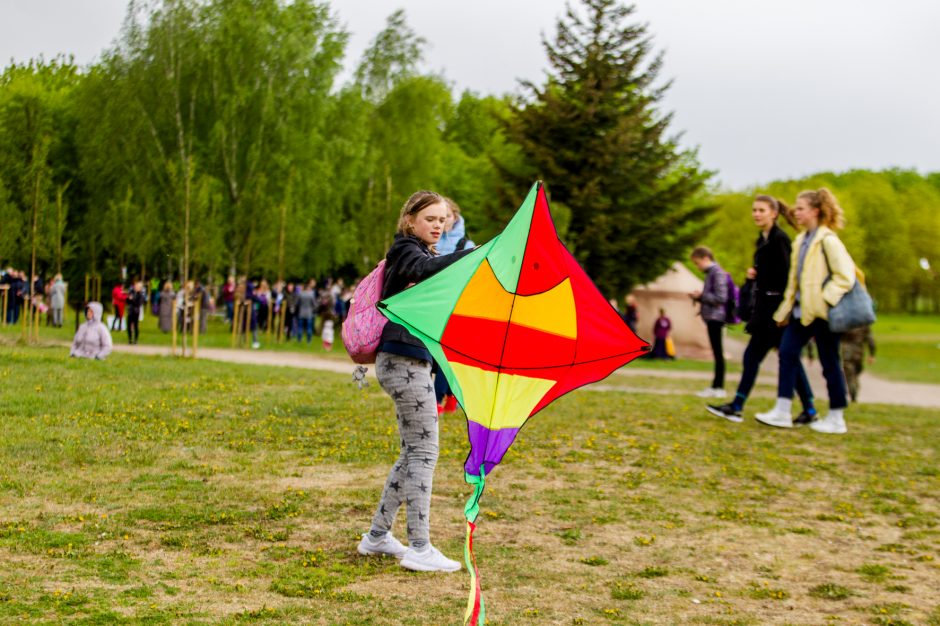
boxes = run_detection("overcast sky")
[2,0,938,188]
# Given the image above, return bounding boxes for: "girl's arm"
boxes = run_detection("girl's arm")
[392,241,474,283]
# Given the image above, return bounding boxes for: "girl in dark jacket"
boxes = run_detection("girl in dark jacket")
[357,190,473,573]
[706,195,816,423]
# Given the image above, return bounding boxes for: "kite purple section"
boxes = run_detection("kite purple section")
[465,422,520,476]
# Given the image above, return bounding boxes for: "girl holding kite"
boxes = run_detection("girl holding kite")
[357,190,473,572]
[757,189,855,434]
[706,195,817,423]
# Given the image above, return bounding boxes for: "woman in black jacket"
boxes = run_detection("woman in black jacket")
[358,190,473,573]
[706,195,816,423]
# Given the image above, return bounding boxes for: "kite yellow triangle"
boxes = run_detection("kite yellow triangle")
[510,278,576,339]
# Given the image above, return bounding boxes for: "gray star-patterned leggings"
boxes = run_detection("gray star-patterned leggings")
[370,352,439,548]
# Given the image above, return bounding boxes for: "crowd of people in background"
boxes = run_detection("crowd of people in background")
[0,265,359,353]
[1,268,67,328]
[220,275,355,350]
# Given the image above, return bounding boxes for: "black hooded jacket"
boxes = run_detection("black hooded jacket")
[378,233,473,361]
[747,222,792,334]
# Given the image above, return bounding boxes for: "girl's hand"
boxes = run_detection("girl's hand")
[746,267,757,280]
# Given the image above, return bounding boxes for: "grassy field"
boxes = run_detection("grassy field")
[863,314,940,385]
[1,343,938,625]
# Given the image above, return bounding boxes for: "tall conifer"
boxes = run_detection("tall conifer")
[503,0,714,295]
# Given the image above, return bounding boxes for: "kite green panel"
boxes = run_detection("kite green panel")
[487,182,539,292]
[380,307,464,409]
[424,340,463,407]
[381,242,493,341]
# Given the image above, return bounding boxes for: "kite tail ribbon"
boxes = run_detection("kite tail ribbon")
[463,465,486,626]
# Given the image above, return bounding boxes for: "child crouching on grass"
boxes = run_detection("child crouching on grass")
[70,302,113,360]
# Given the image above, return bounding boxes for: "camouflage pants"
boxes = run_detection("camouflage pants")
[842,355,864,402]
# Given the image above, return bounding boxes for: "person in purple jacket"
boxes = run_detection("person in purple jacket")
[689,247,729,398]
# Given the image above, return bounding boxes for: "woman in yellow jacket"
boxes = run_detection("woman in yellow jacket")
[756,189,855,434]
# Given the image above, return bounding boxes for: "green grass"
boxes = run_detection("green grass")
[0,344,938,624]
[864,313,940,384]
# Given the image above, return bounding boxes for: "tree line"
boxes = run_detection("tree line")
[0,0,935,313]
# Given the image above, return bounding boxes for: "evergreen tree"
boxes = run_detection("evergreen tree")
[502,0,714,296]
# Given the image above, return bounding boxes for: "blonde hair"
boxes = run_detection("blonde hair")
[798,188,845,230]
[444,197,461,218]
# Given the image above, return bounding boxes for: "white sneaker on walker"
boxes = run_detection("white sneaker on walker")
[358,532,408,559]
[810,414,848,434]
[755,407,793,428]
[696,388,726,398]
[400,545,461,572]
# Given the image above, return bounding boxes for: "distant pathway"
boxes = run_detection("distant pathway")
[107,341,940,409]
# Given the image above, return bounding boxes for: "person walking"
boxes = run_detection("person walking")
[283,282,298,340]
[222,276,235,325]
[111,283,127,331]
[50,274,66,328]
[358,190,473,572]
[649,308,674,359]
[757,189,855,434]
[158,281,175,333]
[706,196,817,423]
[841,323,875,403]
[623,294,639,335]
[690,247,729,398]
[296,280,316,344]
[125,280,145,344]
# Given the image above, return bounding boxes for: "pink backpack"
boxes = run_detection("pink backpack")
[342,260,388,364]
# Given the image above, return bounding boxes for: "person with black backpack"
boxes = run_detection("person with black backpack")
[706,196,817,423]
[689,247,729,398]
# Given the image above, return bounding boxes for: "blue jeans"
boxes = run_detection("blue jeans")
[297,317,313,343]
[778,319,847,409]
[735,327,814,410]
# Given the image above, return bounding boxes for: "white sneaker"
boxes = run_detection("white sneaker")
[357,532,407,559]
[400,545,461,572]
[251,341,261,350]
[755,407,793,428]
[696,388,725,398]
[810,414,848,434]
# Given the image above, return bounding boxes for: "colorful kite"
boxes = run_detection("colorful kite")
[379,182,649,624]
